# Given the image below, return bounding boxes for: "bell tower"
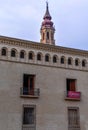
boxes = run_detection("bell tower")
[40,2,55,45]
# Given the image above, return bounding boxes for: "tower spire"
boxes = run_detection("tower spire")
[43,1,51,20]
[40,2,55,45]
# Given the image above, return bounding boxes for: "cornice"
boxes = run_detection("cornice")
[0,35,88,57]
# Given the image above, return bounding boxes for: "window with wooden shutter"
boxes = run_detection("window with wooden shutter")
[23,74,35,95]
[68,107,80,130]
[67,79,76,91]
[22,105,36,130]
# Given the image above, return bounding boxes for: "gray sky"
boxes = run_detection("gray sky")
[0,0,88,50]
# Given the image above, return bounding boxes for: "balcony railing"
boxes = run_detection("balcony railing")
[65,91,81,101]
[20,87,40,98]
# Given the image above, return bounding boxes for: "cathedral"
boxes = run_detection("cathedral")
[0,2,88,130]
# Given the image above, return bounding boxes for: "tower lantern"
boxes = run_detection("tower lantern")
[40,2,55,45]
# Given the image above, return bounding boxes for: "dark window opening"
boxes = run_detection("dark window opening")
[45,55,49,62]
[20,51,24,59]
[23,74,35,95]
[61,57,64,64]
[75,59,79,66]
[82,60,86,67]
[37,54,41,61]
[47,32,49,40]
[23,107,35,125]
[68,58,72,65]
[1,48,6,56]
[53,56,57,63]
[29,52,33,60]
[11,50,16,57]
[66,79,76,92]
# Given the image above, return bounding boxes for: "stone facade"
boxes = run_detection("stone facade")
[0,36,88,130]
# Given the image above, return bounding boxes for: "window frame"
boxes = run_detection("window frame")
[20,51,25,59]
[66,78,76,92]
[75,59,79,66]
[68,107,80,128]
[68,58,72,65]
[11,49,16,57]
[29,52,34,60]
[61,56,65,64]
[53,55,57,63]
[82,60,86,67]
[1,48,7,56]
[23,74,35,95]
[37,53,41,61]
[22,105,36,128]
[45,54,50,62]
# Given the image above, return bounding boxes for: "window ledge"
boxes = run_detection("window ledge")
[20,94,39,98]
[65,97,81,101]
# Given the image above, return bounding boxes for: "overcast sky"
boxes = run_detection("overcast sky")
[0,0,88,50]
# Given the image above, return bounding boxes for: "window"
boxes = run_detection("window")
[65,79,81,100]
[45,54,49,62]
[37,53,41,61]
[82,60,86,67]
[53,56,57,63]
[47,32,49,40]
[20,51,25,59]
[61,56,65,64]
[23,74,35,95]
[23,105,36,129]
[11,50,16,57]
[66,79,76,92]
[68,107,80,129]
[68,58,72,65]
[29,52,33,60]
[1,48,7,56]
[75,59,79,66]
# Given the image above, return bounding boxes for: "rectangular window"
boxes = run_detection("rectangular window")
[67,79,76,92]
[22,105,36,130]
[68,107,80,129]
[23,74,35,95]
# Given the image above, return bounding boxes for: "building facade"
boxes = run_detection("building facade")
[0,3,88,130]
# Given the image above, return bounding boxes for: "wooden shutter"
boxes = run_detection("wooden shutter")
[70,80,75,91]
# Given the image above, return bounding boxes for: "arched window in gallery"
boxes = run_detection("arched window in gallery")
[53,55,57,63]
[11,49,16,57]
[1,48,7,56]
[37,53,41,61]
[68,57,72,65]
[45,54,50,62]
[75,59,79,66]
[20,51,25,59]
[82,60,86,67]
[29,52,34,60]
[61,56,65,64]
